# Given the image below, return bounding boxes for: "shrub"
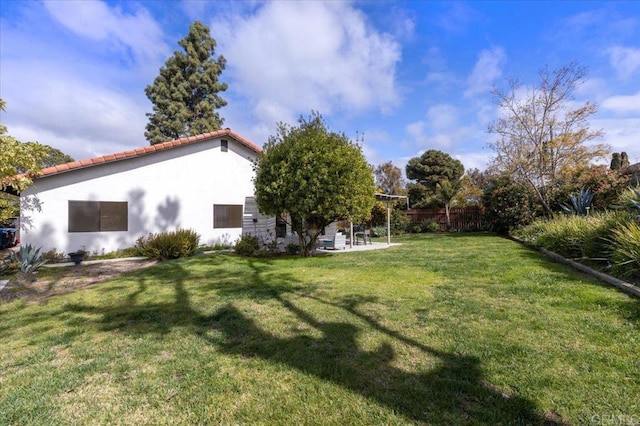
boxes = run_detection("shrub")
[514,211,634,261]
[609,220,640,277]
[420,219,439,233]
[616,186,640,212]
[286,243,300,255]
[483,176,536,235]
[234,234,260,257]
[11,244,48,282]
[136,229,200,260]
[42,248,67,263]
[408,223,423,234]
[370,226,387,237]
[390,209,410,235]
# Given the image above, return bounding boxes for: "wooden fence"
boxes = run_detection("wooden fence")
[405,206,489,232]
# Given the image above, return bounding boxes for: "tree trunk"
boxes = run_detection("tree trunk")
[445,203,451,230]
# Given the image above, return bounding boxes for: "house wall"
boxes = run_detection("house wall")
[21,137,257,254]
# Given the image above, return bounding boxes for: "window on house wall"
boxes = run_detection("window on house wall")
[214,204,243,228]
[276,215,287,238]
[221,139,228,152]
[68,201,128,232]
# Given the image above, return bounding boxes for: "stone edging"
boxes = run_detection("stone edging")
[507,236,640,299]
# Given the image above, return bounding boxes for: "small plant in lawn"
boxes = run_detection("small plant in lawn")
[11,244,48,282]
[136,229,200,260]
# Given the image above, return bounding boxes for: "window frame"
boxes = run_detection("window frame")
[68,200,128,232]
[213,204,243,228]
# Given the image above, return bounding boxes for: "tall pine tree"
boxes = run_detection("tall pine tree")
[145,21,228,144]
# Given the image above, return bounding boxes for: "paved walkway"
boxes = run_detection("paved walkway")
[316,242,401,253]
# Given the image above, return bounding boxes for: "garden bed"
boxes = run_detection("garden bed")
[0,259,157,302]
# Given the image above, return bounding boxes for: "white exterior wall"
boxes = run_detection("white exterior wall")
[21,137,257,254]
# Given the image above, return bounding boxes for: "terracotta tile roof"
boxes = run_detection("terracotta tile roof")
[36,129,262,179]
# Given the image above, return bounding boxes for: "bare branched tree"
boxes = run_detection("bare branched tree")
[488,62,609,214]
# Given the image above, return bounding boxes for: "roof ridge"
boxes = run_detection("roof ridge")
[37,129,262,178]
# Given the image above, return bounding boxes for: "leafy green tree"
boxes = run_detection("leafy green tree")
[0,99,48,224]
[406,182,429,209]
[621,151,630,169]
[375,161,406,196]
[406,150,464,228]
[434,179,464,230]
[406,150,464,192]
[482,175,536,235]
[488,62,609,215]
[254,113,375,256]
[145,21,228,144]
[611,153,622,170]
[41,146,74,168]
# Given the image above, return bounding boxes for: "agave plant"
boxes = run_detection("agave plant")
[11,244,48,282]
[561,188,594,216]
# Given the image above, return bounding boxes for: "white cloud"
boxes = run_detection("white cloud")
[427,104,458,130]
[592,117,640,163]
[43,1,169,70]
[2,60,148,161]
[608,46,640,80]
[213,1,401,126]
[453,151,493,172]
[465,47,506,97]
[438,3,480,34]
[602,91,640,115]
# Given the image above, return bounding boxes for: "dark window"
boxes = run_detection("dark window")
[221,139,228,152]
[276,215,287,238]
[214,204,243,228]
[69,201,128,232]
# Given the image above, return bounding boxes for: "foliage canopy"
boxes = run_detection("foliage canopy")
[254,113,375,256]
[406,150,464,228]
[0,99,49,224]
[406,150,464,191]
[487,62,609,215]
[145,21,228,144]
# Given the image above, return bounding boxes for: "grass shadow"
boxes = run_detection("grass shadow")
[55,255,560,424]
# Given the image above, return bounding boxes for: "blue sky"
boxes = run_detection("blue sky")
[1,1,639,172]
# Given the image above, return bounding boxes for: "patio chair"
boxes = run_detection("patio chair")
[319,232,347,250]
[355,228,372,245]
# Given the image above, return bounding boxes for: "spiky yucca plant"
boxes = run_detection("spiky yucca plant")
[11,244,48,282]
[561,188,594,216]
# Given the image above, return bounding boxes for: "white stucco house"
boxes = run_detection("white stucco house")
[20,129,266,254]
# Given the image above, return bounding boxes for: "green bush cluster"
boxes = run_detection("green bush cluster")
[406,219,439,234]
[370,226,387,237]
[136,229,200,260]
[514,211,640,277]
[390,209,410,235]
[234,234,260,257]
[483,177,536,235]
[609,220,640,277]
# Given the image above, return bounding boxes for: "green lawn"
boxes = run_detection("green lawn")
[1,234,638,425]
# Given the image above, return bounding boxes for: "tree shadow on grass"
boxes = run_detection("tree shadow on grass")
[58,255,560,424]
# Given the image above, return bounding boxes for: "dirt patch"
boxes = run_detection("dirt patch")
[1,259,157,303]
